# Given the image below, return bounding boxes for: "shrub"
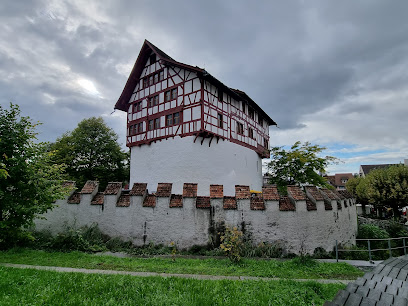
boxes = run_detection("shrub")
[220,226,244,263]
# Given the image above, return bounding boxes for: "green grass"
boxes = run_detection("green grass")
[0,266,345,305]
[0,249,363,280]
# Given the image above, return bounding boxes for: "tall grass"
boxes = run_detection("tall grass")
[0,266,345,305]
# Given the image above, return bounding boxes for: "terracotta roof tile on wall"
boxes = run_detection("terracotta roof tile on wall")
[306,199,317,211]
[169,194,183,208]
[67,192,80,204]
[156,183,172,197]
[223,196,237,209]
[262,186,280,201]
[279,196,295,211]
[287,185,306,201]
[183,183,197,198]
[332,189,345,199]
[117,194,130,207]
[320,188,338,200]
[304,186,324,201]
[129,183,147,196]
[91,192,104,205]
[196,196,211,208]
[80,181,98,194]
[338,190,352,199]
[235,185,250,199]
[210,185,223,198]
[62,181,76,189]
[143,194,156,207]
[250,196,265,210]
[104,182,122,195]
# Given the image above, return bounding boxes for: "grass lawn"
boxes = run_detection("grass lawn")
[0,266,345,305]
[0,248,363,280]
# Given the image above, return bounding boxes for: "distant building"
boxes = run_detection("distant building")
[325,173,354,190]
[359,159,408,177]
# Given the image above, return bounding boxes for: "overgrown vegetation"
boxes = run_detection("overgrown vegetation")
[339,222,408,260]
[0,266,345,306]
[0,103,68,249]
[0,249,363,280]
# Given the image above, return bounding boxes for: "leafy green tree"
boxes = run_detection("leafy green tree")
[266,141,337,192]
[365,165,408,217]
[0,103,68,248]
[346,177,370,215]
[50,117,129,190]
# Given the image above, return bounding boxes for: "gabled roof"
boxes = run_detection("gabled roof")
[360,164,397,176]
[114,40,276,126]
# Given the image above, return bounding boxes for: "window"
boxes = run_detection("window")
[242,101,246,113]
[218,88,223,101]
[258,115,263,125]
[217,113,223,128]
[129,124,136,136]
[159,70,164,81]
[165,88,178,102]
[264,137,269,149]
[236,122,244,135]
[138,122,143,133]
[154,118,160,129]
[166,112,181,127]
[150,53,156,64]
[248,108,254,120]
[148,120,154,131]
[248,128,254,139]
[173,112,180,125]
[148,95,159,107]
[154,73,159,84]
[133,102,142,112]
[171,88,177,100]
[149,75,154,86]
[143,77,148,88]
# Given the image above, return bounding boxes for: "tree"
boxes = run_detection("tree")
[346,176,370,215]
[50,117,129,189]
[365,165,408,217]
[0,103,68,248]
[266,141,337,192]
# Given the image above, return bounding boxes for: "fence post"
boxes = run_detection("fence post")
[368,240,372,262]
[388,239,392,258]
[336,240,338,262]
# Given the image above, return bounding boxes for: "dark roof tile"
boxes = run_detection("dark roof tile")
[183,183,197,198]
[279,196,295,211]
[223,196,237,209]
[196,196,211,208]
[104,182,122,195]
[169,194,183,208]
[250,196,265,210]
[156,183,172,197]
[262,186,280,201]
[80,180,98,194]
[91,192,104,205]
[143,194,156,207]
[129,183,147,196]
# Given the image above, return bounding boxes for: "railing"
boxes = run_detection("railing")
[335,237,408,262]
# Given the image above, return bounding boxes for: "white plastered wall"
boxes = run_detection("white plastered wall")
[129,136,263,196]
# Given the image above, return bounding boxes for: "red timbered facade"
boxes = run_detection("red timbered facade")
[115,40,276,158]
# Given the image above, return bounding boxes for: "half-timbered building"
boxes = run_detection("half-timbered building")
[115,40,276,195]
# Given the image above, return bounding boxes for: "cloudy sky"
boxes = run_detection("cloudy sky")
[1,0,407,175]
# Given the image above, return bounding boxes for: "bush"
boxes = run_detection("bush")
[220,226,244,263]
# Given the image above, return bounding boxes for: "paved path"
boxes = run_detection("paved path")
[0,263,352,284]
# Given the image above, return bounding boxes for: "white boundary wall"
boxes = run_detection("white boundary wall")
[34,185,358,255]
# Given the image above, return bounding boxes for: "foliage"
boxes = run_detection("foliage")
[0,266,346,306]
[365,165,408,216]
[266,141,338,192]
[0,249,363,280]
[50,117,129,190]
[220,226,244,263]
[347,165,408,217]
[0,103,68,248]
